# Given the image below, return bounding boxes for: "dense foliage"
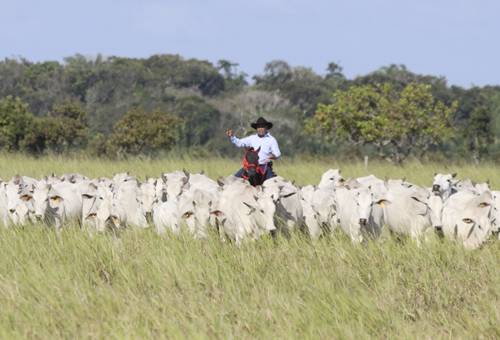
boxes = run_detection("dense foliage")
[0,55,499,162]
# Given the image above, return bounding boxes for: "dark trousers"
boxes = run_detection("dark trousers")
[235,163,275,181]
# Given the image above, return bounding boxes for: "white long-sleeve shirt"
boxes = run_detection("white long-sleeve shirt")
[230,132,281,164]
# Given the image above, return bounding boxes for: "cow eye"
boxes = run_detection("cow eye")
[260,209,264,213]
[462,218,474,224]
[182,211,194,218]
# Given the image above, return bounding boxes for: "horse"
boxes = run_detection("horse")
[241,147,265,187]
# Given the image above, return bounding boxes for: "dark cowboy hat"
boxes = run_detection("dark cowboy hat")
[251,117,273,130]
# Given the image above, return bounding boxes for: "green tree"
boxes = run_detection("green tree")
[0,96,34,151]
[451,87,495,162]
[107,108,182,156]
[21,102,89,154]
[308,83,457,163]
[217,59,247,92]
[174,96,221,147]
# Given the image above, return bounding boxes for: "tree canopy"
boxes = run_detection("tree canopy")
[0,54,498,162]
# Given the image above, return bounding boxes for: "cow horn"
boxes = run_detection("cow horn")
[242,202,256,214]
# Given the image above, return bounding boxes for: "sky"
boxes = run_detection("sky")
[0,0,498,87]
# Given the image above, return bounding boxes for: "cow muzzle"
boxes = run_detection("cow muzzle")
[432,184,440,193]
[146,211,153,224]
[434,225,444,238]
[359,218,368,226]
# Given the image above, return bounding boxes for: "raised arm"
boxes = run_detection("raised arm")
[230,135,252,148]
[226,129,252,148]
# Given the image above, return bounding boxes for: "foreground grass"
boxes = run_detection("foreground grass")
[0,227,499,338]
[0,154,499,338]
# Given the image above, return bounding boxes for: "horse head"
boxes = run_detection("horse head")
[242,147,264,186]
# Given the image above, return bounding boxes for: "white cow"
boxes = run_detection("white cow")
[153,198,180,235]
[46,182,84,230]
[380,182,441,241]
[432,173,458,199]
[334,185,383,243]
[300,185,337,238]
[262,176,303,233]
[112,179,147,228]
[160,171,189,201]
[139,178,157,223]
[0,181,10,226]
[300,186,323,239]
[177,187,219,239]
[81,182,119,232]
[212,181,276,245]
[318,169,344,190]
[3,180,35,226]
[492,191,500,239]
[32,180,57,225]
[441,191,495,249]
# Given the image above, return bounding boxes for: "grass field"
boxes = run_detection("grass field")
[0,154,499,338]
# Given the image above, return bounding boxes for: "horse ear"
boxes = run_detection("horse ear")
[256,147,261,153]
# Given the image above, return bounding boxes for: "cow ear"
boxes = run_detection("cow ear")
[376,199,391,208]
[50,195,63,203]
[217,178,225,187]
[13,175,22,185]
[256,147,261,153]
[182,169,190,180]
[452,173,457,178]
[20,194,32,202]
[192,200,196,207]
[210,210,223,217]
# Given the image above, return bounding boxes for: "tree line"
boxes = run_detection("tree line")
[0,54,499,163]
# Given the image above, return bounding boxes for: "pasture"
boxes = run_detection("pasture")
[0,154,499,338]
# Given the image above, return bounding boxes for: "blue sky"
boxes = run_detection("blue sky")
[1,0,498,87]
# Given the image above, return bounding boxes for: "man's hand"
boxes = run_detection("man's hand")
[268,153,277,160]
[225,129,234,137]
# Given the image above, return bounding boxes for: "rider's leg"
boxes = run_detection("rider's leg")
[234,168,245,178]
[263,165,275,181]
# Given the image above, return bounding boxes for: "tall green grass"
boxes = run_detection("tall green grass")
[0,154,498,338]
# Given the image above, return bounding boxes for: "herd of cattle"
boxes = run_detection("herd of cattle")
[0,170,499,249]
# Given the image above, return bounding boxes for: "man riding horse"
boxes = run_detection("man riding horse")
[226,117,281,183]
